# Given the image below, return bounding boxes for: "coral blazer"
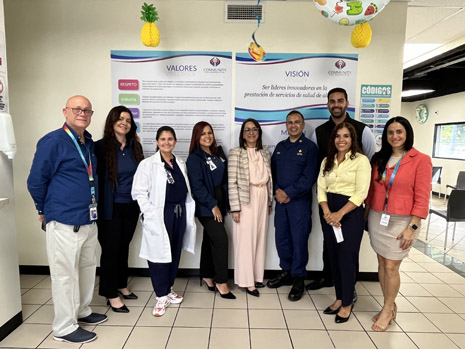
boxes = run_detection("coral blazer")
[365,147,432,219]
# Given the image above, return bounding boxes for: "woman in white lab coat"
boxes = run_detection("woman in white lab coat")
[132,126,196,317]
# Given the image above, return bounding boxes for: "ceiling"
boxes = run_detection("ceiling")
[402,0,465,102]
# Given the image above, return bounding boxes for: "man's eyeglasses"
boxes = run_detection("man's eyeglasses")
[244,127,259,133]
[65,107,94,117]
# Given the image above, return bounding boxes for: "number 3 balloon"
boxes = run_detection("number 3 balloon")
[314,0,389,26]
[314,0,390,48]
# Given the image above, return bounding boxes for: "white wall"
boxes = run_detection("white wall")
[5,0,407,272]
[0,0,22,331]
[401,92,465,195]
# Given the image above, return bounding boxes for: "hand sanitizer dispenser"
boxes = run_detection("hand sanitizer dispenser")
[0,113,16,159]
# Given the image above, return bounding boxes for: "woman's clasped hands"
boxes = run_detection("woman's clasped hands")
[323,210,343,228]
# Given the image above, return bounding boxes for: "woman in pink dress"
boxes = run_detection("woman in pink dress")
[228,118,273,297]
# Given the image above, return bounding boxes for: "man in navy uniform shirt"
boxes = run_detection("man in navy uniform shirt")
[27,95,107,344]
[268,110,318,301]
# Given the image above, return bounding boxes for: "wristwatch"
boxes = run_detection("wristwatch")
[409,223,418,231]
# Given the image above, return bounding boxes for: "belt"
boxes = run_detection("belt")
[250,183,266,188]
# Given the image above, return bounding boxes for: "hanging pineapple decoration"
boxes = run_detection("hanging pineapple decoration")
[140,2,160,47]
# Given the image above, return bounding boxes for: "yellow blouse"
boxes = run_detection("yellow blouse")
[317,151,371,207]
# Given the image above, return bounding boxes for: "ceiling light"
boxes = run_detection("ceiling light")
[401,89,435,97]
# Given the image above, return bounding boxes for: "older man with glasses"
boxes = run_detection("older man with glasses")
[27,95,107,344]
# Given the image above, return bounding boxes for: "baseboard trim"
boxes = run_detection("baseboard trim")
[19,265,378,281]
[0,311,22,343]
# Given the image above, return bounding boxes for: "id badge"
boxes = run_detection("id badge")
[380,213,390,226]
[207,157,217,171]
[166,170,175,184]
[89,203,98,221]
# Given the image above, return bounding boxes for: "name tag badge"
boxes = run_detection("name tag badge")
[166,170,175,184]
[207,157,217,171]
[89,203,98,221]
[380,213,390,226]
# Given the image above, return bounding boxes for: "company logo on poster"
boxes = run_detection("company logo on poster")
[210,57,221,67]
[335,60,346,69]
[328,59,351,76]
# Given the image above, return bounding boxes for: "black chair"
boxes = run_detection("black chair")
[426,189,465,250]
[431,166,442,205]
[444,171,465,203]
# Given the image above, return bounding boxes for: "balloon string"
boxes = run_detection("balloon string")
[252,0,261,47]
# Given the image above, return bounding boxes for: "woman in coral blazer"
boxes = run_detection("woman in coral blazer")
[366,116,432,332]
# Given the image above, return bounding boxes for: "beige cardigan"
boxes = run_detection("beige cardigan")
[228,146,273,212]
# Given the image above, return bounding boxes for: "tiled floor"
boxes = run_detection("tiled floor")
[1,195,465,348]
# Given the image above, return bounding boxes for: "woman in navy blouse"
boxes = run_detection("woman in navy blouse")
[186,121,235,299]
[95,106,144,312]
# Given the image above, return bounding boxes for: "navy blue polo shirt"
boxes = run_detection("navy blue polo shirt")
[27,123,98,225]
[200,149,225,187]
[114,143,139,203]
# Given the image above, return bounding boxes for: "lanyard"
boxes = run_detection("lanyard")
[382,152,405,210]
[63,125,96,199]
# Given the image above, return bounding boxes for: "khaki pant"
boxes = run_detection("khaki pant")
[46,221,97,336]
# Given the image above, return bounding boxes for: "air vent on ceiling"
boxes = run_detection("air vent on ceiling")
[225,2,265,23]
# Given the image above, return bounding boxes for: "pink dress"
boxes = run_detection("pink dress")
[233,148,270,287]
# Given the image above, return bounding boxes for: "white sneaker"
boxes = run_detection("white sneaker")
[168,291,183,304]
[152,296,170,317]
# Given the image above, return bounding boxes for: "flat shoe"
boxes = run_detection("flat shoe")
[323,306,341,315]
[246,288,260,297]
[255,282,265,288]
[118,291,138,300]
[335,304,354,324]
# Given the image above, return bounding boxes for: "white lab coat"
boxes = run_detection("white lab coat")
[131,151,196,263]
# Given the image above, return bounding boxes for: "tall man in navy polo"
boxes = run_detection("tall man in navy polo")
[268,110,318,301]
[27,96,107,344]
[307,87,376,292]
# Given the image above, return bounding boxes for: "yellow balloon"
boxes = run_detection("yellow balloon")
[351,22,372,48]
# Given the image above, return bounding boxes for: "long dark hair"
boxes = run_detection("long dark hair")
[239,118,263,150]
[103,105,144,189]
[372,116,414,181]
[322,122,361,176]
[156,126,177,151]
[188,121,222,158]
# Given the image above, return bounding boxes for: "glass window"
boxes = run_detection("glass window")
[433,122,465,160]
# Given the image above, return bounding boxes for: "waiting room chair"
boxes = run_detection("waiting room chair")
[426,189,465,250]
[431,166,442,206]
[444,171,465,203]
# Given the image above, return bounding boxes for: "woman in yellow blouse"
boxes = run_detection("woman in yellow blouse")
[317,122,371,323]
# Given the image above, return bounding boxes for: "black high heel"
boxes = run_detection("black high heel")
[118,291,138,300]
[200,277,215,292]
[106,299,130,313]
[216,285,236,299]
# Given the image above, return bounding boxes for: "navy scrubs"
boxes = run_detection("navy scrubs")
[147,154,188,297]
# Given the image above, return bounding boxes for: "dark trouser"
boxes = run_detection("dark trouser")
[319,207,360,283]
[197,216,229,283]
[322,193,364,307]
[98,201,139,299]
[319,206,333,281]
[148,202,186,297]
[274,197,312,278]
